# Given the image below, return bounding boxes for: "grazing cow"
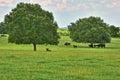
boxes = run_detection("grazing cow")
[64,42,71,46]
[94,43,105,48]
[46,48,51,52]
[88,43,94,48]
[94,44,99,48]
[0,34,7,37]
[73,45,77,48]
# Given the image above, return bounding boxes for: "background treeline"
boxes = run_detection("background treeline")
[0,20,120,37]
[109,25,120,37]
[0,22,120,37]
[57,25,120,37]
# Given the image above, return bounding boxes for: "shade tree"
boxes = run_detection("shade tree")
[3,3,60,51]
[68,16,111,44]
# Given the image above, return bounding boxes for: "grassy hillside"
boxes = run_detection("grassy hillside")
[0,36,120,80]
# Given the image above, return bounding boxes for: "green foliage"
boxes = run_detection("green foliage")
[57,28,70,36]
[68,16,111,43]
[109,25,120,37]
[0,22,7,34]
[117,31,120,37]
[0,37,120,80]
[3,3,59,51]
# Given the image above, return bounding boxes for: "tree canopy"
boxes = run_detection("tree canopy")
[68,16,111,43]
[109,25,120,37]
[0,22,7,34]
[3,2,60,51]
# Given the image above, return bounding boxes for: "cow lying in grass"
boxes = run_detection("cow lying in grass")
[46,48,51,52]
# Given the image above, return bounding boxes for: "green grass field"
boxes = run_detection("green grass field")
[0,36,120,80]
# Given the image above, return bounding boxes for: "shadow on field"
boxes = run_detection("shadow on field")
[33,77,48,80]
[37,59,83,64]
[37,58,104,64]
[105,47,120,49]
[6,55,17,58]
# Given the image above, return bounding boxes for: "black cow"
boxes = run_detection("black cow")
[46,48,51,52]
[0,34,7,37]
[73,45,77,48]
[64,42,71,46]
[88,43,94,48]
[94,43,105,48]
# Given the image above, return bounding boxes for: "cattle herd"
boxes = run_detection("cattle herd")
[46,42,105,52]
[64,42,106,48]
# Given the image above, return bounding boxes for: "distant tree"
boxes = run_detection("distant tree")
[0,22,7,34]
[109,25,120,37]
[57,28,70,36]
[68,16,111,43]
[3,3,59,51]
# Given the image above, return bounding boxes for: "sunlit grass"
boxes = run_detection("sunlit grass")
[0,36,120,80]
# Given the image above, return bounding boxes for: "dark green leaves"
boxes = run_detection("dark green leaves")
[68,16,111,43]
[3,2,59,51]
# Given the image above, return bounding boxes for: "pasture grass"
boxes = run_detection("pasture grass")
[0,36,120,80]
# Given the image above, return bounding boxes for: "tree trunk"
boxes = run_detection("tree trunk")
[33,43,37,51]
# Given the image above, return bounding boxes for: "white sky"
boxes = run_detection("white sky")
[0,0,120,27]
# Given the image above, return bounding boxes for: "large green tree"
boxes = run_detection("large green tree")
[68,16,111,43]
[3,3,59,51]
